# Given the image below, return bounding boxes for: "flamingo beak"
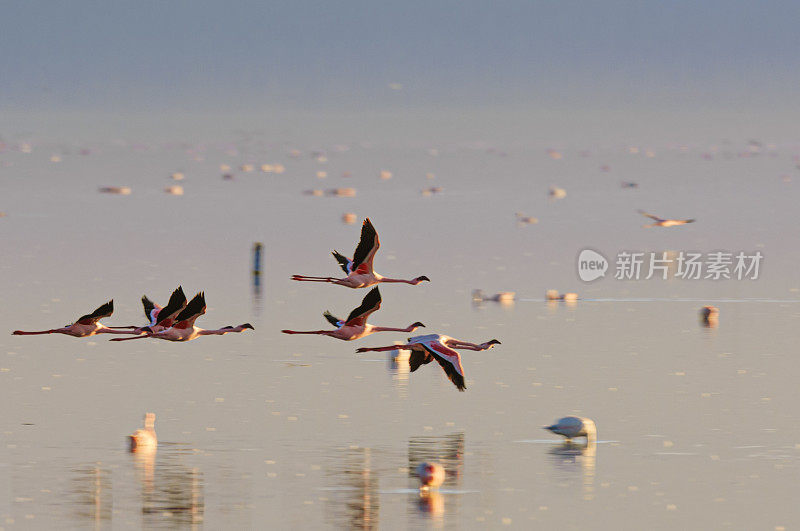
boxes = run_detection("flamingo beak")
[417,276,430,282]
[242,323,255,330]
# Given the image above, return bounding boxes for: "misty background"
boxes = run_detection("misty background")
[2,1,800,144]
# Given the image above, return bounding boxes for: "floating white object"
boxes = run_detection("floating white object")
[128,412,157,453]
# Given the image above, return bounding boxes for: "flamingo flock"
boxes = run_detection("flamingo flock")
[285,218,503,392]
[13,287,254,343]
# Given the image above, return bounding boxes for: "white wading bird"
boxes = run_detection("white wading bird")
[12,300,139,337]
[128,412,157,453]
[357,334,501,391]
[544,417,597,443]
[416,462,446,491]
[110,292,253,342]
[638,210,695,228]
[282,287,424,340]
[291,218,430,288]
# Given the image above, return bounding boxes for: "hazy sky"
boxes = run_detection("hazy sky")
[3,1,800,112]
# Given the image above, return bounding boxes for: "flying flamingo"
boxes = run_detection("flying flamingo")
[136,286,187,333]
[12,300,140,337]
[282,287,424,340]
[291,218,430,288]
[110,292,254,342]
[638,210,695,228]
[356,334,501,391]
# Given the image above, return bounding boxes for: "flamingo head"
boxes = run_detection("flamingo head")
[414,276,430,283]
[486,339,501,346]
[241,323,255,330]
[410,322,425,329]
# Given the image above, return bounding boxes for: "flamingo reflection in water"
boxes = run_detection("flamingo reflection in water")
[545,416,597,500]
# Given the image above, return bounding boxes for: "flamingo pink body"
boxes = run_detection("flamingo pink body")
[291,218,430,288]
[357,334,501,391]
[12,300,140,338]
[110,292,254,343]
[282,287,424,341]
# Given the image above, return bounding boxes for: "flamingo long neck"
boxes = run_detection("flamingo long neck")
[200,325,247,335]
[372,324,419,333]
[378,277,418,284]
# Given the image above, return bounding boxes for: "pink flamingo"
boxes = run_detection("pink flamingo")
[136,286,187,333]
[282,287,424,340]
[357,334,501,391]
[291,218,430,288]
[638,210,695,228]
[110,292,253,342]
[12,300,140,337]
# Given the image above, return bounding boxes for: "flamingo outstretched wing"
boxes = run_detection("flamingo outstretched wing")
[172,292,206,329]
[142,296,159,324]
[76,300,114,325]
[331,250,352,274]
[408,348,434,372]
[419,339,466,391]
[343,287,381,327]
[350,218,380,274]
[154,286,187,327]
[637,210,663,222]
[323,311,343,328]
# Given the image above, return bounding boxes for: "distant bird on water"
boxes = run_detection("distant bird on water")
[282,287,424,340]
[357,334,501,391]
[12,300,139,337]
[700,305,719,327]
[416,462,445,491]
[544,417,597,443]
[291,218,430,288]
[128,413,157,453]
[110,292,253,342]
[638,210,695,228]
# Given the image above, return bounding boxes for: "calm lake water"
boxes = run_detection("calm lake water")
[1,111,799,529]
